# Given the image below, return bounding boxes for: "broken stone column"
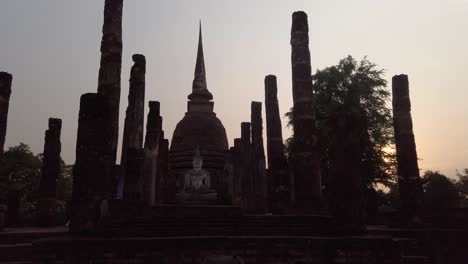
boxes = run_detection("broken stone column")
[122,54,146,198]
[230,139,243,207]
[71,93,114,233]
[328,89,365,235]
[96,0,124,163]
[264,75,290,213]
[6,190,19,226]
[158,136,171,204]
[251,102,268,213]
[142,101,162,206]
[37,118,62,226]
[290,11,321,211]
[241,122,251,143]
[239,122,256,212]
[0,72,12,156]
[392,74,423,225]
[223,149,235,204]
[0,72,12,228]
[123,148,145,201]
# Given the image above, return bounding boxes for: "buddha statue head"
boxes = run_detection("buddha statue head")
[193,146,203,172]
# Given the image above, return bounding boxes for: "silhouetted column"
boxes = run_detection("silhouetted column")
[264,75,290,213]
[231,139,243,206]
[158,138,171,204]
[328,90,365,235]
[122,54,146,198]
[239,122,256,212]
[241,122,251,143]
[223,149,235,204]
[6,190,19,226]
[290,11,321,211]
[251,102,268,213]
[142,101,162,206]
[392,74,423,224]
[71,93,113,233]
[0,72,12,228]
[0,204,6,231]
[111,165,122,199]
[37,118,62,226]
[0,72,12,156]
[96,0,123,163]
[123,148,144,201]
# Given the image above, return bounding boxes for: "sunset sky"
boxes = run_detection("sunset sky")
[0,0,467,178]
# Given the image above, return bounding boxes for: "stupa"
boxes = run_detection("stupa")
[169,23,229,204]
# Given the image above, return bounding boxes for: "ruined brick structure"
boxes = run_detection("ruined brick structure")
[169,23,229,203]
[392,74,423,225]
[70,93,113,233]
[122,54,146,199]
[289,11,322,211]
[37,118,62,226]
[142,101,162,206]
[0,72,12,156]
[264,75,290,213]
[251,102,268,213]
[328,88,365,234]
[3,2,468,263]
[96,0,123,163]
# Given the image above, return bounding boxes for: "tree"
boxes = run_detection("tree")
[422,170,459,209]
[286,56,395,189]
[455,168,468,206]
[0,143,72,225]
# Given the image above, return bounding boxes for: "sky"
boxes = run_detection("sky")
[0,0,467,178]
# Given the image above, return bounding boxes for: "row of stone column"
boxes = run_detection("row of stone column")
[69,0,171,232]
[229,77,289,214]
[229,11,423,229]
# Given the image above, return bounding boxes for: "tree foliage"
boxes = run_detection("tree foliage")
[286,55,395,188]
[456,168,468,206]
[422,170,459,209]
[0,143,72,224]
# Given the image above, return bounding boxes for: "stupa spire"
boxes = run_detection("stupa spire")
[188,21,213,102]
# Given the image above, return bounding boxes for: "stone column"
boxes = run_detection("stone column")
[158,137,171,204]
[71,93,114,233]
[37,118,62,226]
[123,148,144,201]
[290,11,321,211]
[6,190,19,226]
[241,122,251,143]
[239,122,256,212]
[0,72,12,156]
[392,74,423,224]
[96,0,123,163]
[142,101,162,206]
[264,75,290,213]
[231,139,243,206]
[251,102,268,213]
[122,54,146,198]
[0,72,12,229]
[328,90,365,234]
[223,149,235,204]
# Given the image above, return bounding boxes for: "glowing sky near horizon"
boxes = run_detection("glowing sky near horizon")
[0,0,467,178]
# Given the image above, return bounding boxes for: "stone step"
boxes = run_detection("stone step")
[0,227,67,245]
[402,255,430,264]
[0,262,32,264]
[0,243,32,262]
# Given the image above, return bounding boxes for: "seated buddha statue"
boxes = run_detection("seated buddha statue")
[176,147,217,204]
